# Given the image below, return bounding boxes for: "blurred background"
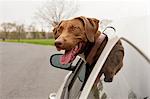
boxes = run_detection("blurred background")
[0,0,150,99]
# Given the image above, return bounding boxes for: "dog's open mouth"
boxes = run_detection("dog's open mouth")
[60,43,83,64]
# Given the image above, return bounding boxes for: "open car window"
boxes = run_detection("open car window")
[57,56,87,99]
[68,63,86,99]
[88,38,150,99]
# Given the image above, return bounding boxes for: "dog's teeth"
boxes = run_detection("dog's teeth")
[75,46,78,51]
[76,45,78,49]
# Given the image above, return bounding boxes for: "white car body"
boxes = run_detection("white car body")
[49,28,150,99]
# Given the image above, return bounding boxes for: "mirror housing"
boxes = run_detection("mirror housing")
[50,54,78,71]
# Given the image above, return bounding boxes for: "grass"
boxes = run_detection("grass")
[0,39,55,46]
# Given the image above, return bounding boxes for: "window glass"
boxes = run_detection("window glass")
[68,63,86,99]
[88,39,150,99]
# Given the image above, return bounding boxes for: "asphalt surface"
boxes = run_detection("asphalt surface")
[1,42,150,99]
[0,42,69,99]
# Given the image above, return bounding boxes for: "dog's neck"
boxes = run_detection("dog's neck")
[94,31,101,42]
[86,33,106,65]
[83,31,101,58]
[79,32,107,65]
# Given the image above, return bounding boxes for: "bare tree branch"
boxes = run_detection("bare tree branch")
[35,0,78,28]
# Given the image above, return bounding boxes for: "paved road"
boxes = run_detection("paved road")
[0,42,69,99]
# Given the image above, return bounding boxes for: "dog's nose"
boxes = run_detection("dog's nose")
[55,40,63,47]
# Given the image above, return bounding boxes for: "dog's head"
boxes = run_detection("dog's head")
[53,16,99,64]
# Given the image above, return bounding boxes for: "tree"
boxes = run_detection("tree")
[15,24,25,41]
[28,24,37,39]
[6,23,25,40]
[36,0,78,28]
[1,22,14,40]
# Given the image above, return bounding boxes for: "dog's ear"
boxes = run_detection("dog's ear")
[75,16,99,42]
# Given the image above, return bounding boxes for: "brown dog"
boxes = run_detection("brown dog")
[53,16,124,82]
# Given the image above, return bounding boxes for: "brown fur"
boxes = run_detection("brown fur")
[53,16,124,83]
[97,40,124,82]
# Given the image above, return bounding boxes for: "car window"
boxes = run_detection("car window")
[68,63,86,99]
[87,38,150,99]
[78,64,86,82]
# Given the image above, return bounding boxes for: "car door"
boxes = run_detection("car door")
[67,62,86,99]
[87,38,150,99]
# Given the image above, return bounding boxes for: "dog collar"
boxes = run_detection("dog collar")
[86,33,106,65]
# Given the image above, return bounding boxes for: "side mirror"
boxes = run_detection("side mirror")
[50,54,77,71]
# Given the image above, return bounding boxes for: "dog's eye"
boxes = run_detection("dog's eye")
[69,25,80,32]
[57,26,63,33]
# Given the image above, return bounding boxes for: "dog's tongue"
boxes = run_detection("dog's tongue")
[60,43,82,64]
[60,49,76,64]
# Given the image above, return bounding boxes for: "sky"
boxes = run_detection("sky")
[0,0,42,26]
[0,0,150,27]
